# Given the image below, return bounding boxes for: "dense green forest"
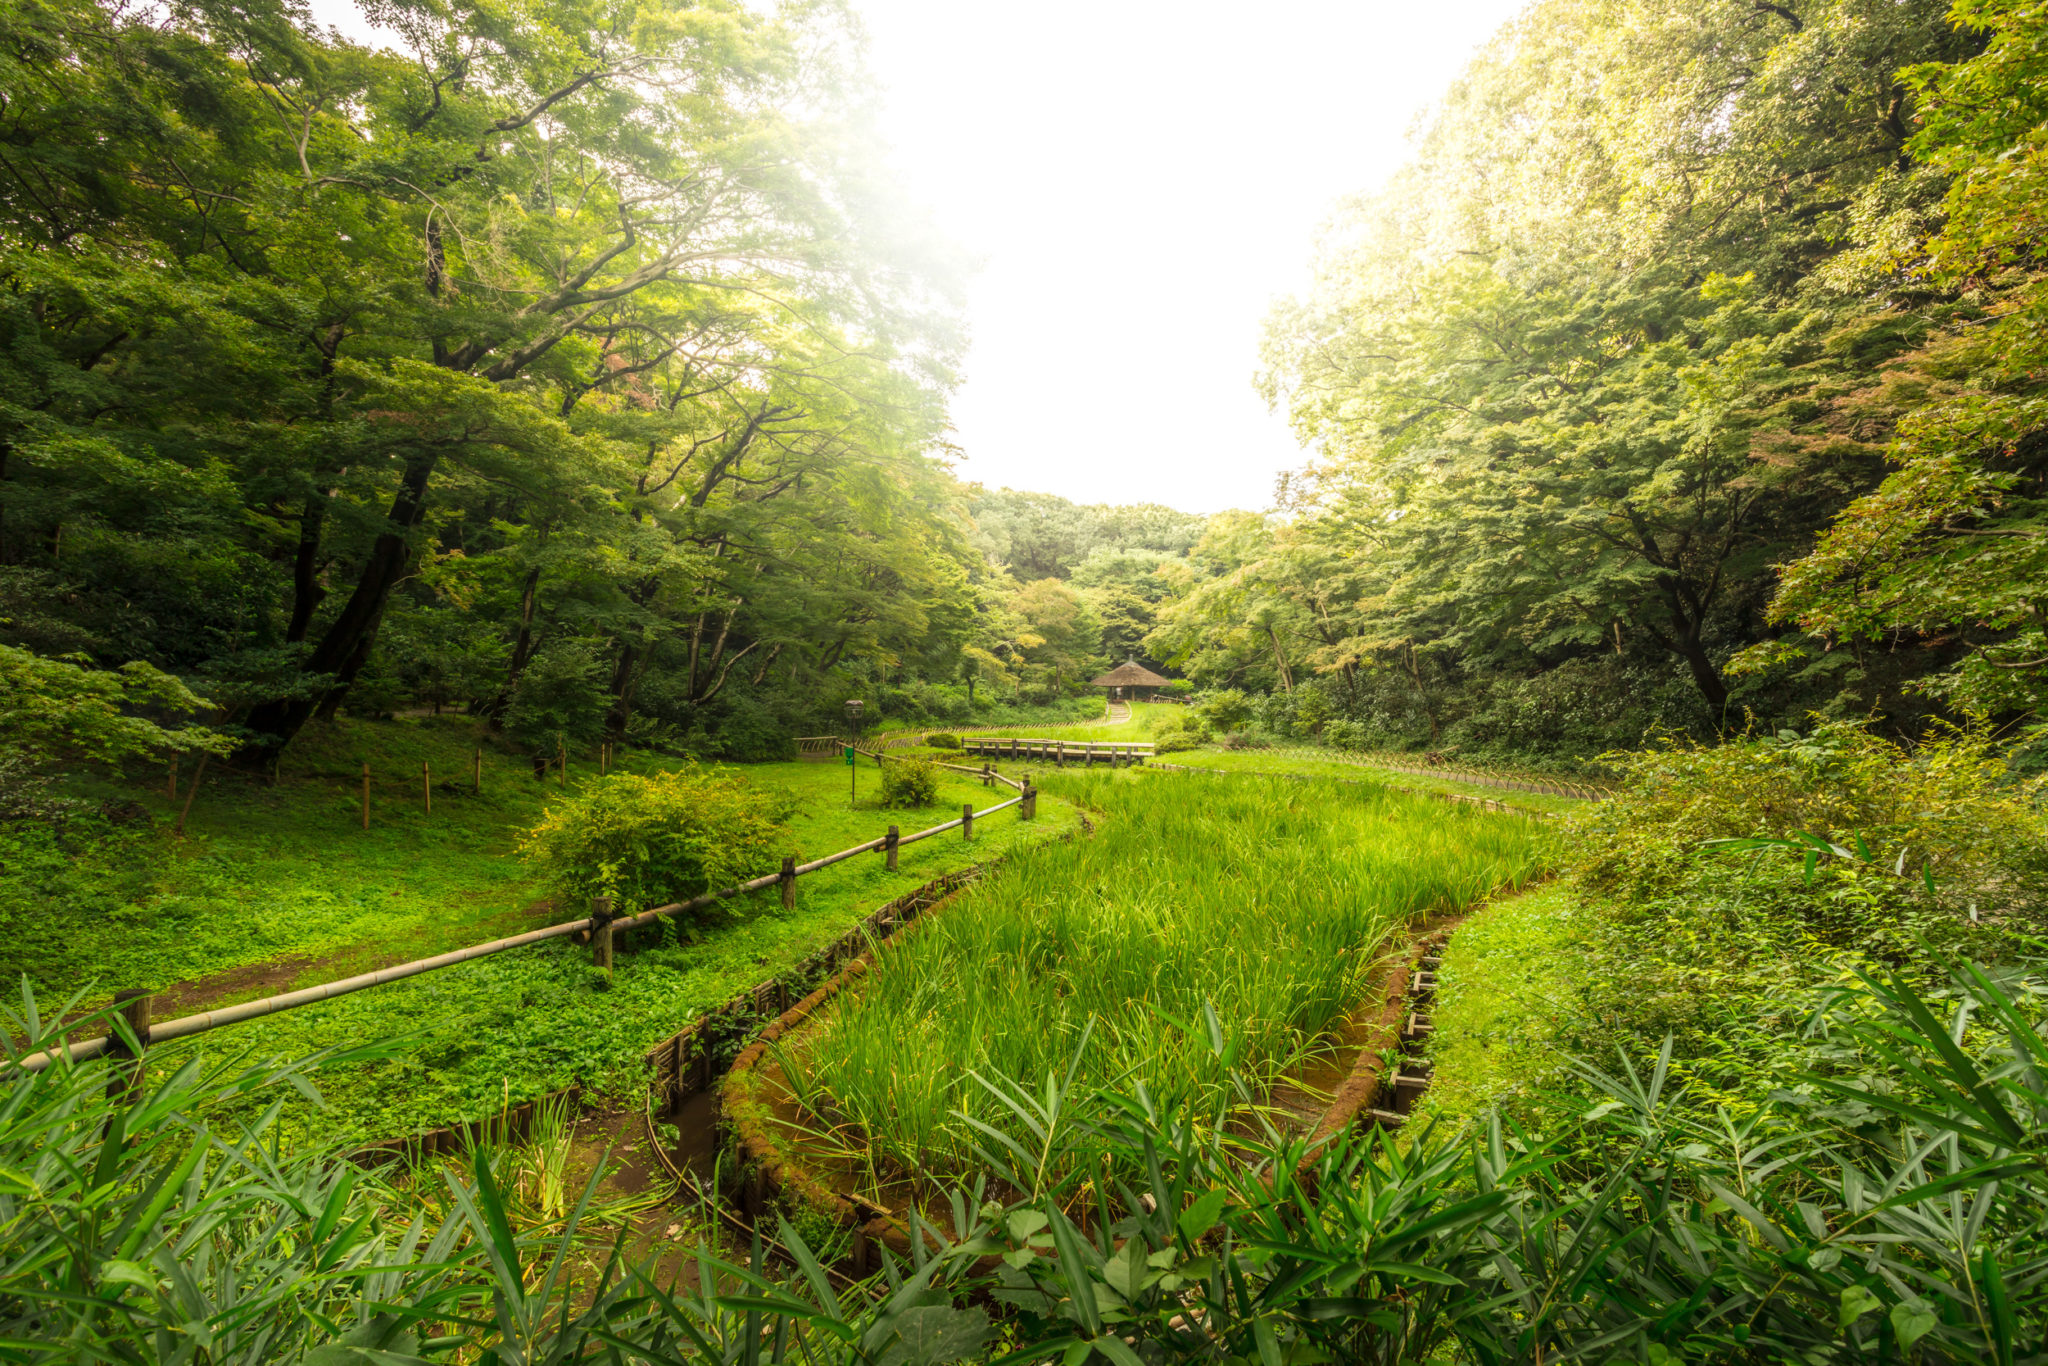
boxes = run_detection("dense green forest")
[3,0,2047,779]
[7,0,2048,1359]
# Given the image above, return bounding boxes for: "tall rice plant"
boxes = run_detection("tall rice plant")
[796,771,1549,1191]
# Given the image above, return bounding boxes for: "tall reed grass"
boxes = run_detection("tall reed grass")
[791,771,1551,1189]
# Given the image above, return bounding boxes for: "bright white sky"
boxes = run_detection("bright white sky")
[312,0,1529,514]
[855,0,1529,514]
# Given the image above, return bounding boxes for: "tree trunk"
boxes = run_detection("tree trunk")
[604,640,642,741]
[1647,578,1731,720]
[1267,626,1295,692]
[480,565,544,722]
[1408,644,1439,744]
[237,449,439,762]
[1671,630,1730,716]
[285,489,330,644]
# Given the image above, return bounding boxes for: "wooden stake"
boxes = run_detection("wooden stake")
[885,824,899,872]
[591,896,614,976]
[962,802,974,841]
[422,760,432,816]
[106,990,151,1108]
[780,856,796,910]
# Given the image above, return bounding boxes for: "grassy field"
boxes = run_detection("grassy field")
[7,718,1080,1145]
[1152,746,1584,815]
[775,768,1551,1194]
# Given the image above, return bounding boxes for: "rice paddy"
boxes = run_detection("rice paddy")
[773,769,1551,1193]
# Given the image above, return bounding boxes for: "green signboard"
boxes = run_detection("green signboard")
[844,746,855,765]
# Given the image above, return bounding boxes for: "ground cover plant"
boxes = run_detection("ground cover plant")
[771,769,1549,1196]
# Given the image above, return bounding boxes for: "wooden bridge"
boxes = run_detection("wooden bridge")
[962,737,1153,766]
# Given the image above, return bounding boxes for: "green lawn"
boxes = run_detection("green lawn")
[7,717,1079,1145]
[1151,746,1584,816]
[1414,881,1586,1130]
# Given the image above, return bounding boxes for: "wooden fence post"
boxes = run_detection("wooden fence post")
[473,745,482,796]
[422,760,432,816]
[591,896,614,977]
[962,802,974,841]
[361,761,370,831]
[106,989,151,1108]
[1022,782,1036,821]
[885,825,899,872]
[780,856,796,910]
[670,1033,690,1117]
[982,763,992,788]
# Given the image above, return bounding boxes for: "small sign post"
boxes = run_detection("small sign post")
[843,699,864,808]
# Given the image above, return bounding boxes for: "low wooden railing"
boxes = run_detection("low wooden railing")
[961,737,1153,766]
[10,783,1041,1077]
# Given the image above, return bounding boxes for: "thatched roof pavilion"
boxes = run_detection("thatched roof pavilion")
[1092,660,1171,700]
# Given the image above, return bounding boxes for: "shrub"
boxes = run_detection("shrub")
[880,756,940,807]
[520,768,792,915]
[1323,719,1367,750]
[1574,718,2048,908]
[1151,710,1211,754]
[1200,688,1255,733]
[926,732,961,750]
[1536,718,2048,1120]
[1220,731,1269,750]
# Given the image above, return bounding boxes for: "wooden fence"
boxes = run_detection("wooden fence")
[354,859,1003,1161]
[9,783,1041,1077]
[961,737,1153,766]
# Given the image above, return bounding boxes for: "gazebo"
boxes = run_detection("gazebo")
[1091,659,1172,702]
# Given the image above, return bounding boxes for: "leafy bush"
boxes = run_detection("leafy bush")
[1575,718,2048,909]
[1219,731,1269,750]
[879,756,940,807]
[1198,688,1254,733]
[925,732,961,750]
[1323,718,1366,750]
[1523,718,2048,1121]
[519,768,792,915]
[1150,709,1211,754]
